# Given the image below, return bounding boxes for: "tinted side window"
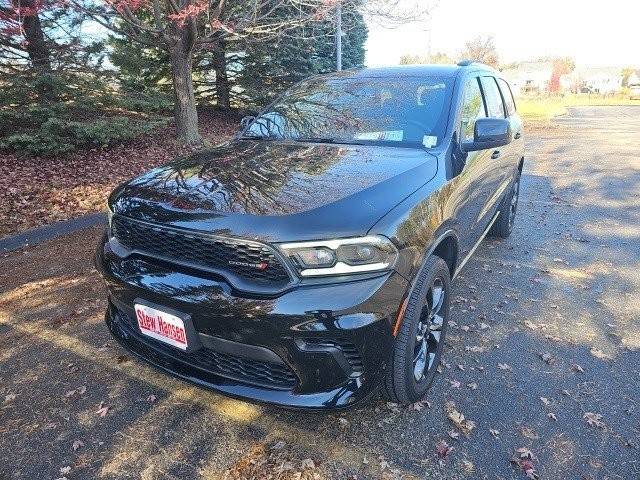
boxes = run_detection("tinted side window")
[497,78,517,116]
[480,77,506,118]
[460,77,486,142]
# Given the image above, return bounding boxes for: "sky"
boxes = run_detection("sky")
[365,0,640,68]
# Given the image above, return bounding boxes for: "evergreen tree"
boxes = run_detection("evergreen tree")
[107,2,367,110]
[234,4,367,108]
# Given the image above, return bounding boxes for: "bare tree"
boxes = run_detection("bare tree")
[459,35,498,68]
[399,51,452,65]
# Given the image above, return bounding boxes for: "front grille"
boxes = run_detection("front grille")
[303,339,364,373]
[111,215,291,286]
[114,310,297,390]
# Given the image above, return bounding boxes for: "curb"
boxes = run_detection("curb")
[1,213,106,253]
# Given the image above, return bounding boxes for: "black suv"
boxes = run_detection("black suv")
[96,63,524,409]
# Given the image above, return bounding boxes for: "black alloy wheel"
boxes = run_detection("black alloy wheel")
[385,255,451,405]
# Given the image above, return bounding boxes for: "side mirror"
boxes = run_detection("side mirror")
[462,118,511,152]
[240,115,255,129]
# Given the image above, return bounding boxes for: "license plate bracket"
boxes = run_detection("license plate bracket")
[133,299,201,353]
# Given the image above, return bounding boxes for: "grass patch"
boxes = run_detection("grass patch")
[517,93,640,121]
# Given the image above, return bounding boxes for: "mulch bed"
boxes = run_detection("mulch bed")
[1,109,239,239]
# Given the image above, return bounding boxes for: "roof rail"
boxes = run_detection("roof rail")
[457,60,475,67]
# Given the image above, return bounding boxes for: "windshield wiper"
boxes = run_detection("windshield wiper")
[294,136,336,144]
[294,137,366,146]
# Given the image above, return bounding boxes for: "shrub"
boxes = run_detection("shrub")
[0,116,168,156]
[111,92,174,113]
[0,71,171,156]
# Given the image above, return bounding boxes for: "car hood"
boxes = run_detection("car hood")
[111,140,438,242]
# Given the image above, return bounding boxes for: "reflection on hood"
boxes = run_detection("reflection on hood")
[119,140,430,216]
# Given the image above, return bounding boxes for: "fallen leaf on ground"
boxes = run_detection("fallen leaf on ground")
[116,354,130,364]
[571,364,585,373]
[435,440,454,459]
[590,348,611,360]
[96,401,110,417]
[4,393,17,403]
[386,402,401,413]
[520,426,539,439]
[146,395,157,403]
[540,397,552,406]
[465,345,485,353]
[0,112,236,238]
[300,458,315,469]
[548,412,557,421]
[538,352,556,365]
[72,440,84,451]
[584,412,606,429]
[337,418,350,427]
[489,428,500,438]
[461,460,475,473]
[497,363,512,371]
[511,448,539,479]
[409,400,430,411]
[467,382,478,390]
[445,401,476,436]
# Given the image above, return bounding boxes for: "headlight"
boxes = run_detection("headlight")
[279,236,398,277]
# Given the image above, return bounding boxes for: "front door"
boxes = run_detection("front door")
[476,76,512,226]
[445,76,496,256]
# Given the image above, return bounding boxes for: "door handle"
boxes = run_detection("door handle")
[491,150,501,159]
[514,131,522,139]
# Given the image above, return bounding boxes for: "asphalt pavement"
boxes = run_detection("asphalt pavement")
[1,106,639,480]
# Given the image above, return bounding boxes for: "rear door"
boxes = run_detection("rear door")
[496,77,525,175]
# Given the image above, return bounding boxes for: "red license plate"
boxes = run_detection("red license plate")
[134,303,188,350]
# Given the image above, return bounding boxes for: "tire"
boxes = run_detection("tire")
[490,171,521,238]
[384,255,451,405]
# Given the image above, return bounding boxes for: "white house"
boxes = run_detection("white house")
[572,67,624,94]
[502,62,553,95]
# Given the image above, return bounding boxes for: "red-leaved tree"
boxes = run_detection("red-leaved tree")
[0,0,51,71]
[1,0,98,76]
[549,57,575,93]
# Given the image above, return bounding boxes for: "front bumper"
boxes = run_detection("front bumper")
[96,234,408,409]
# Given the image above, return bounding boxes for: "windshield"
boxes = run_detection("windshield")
[244,76,453,149]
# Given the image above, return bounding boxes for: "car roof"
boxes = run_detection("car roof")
[312,63,498,81]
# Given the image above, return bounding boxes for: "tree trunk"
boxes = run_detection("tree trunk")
[212,41,230,109]
[21,4,51,71]
[169,40,201,146]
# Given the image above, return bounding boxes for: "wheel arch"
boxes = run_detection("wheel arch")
[392,229,460,337]
[431,234,459,279]
[416,228,461,280]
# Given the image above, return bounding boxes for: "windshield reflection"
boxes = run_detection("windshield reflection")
[245,76,453,149]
